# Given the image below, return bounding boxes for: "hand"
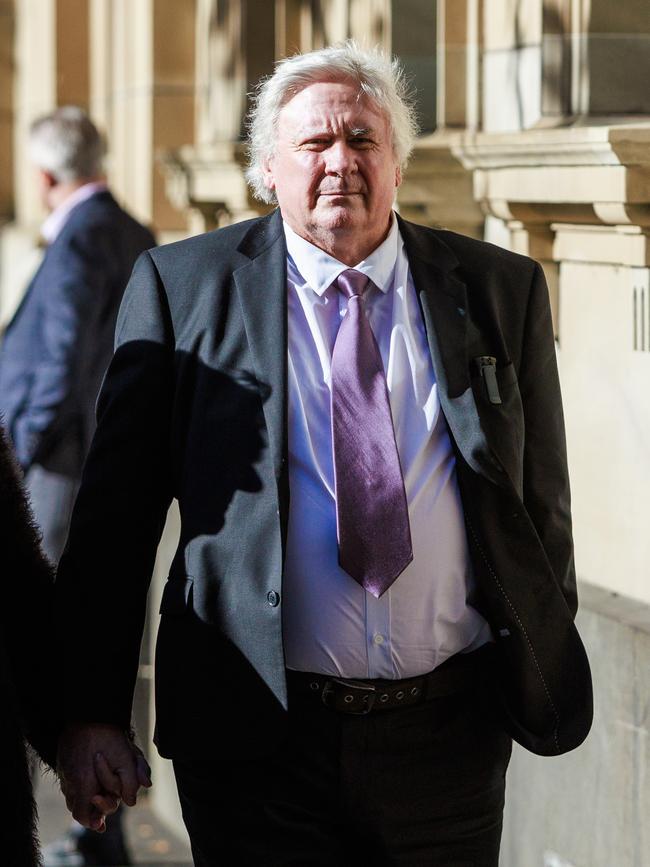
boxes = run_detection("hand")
[57,722,152,831]
[94,741,152,804]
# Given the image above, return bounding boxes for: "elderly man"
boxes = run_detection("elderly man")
[56,44,592,866]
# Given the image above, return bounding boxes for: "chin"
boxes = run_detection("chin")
[314,204,364,232]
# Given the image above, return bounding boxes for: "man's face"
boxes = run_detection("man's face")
[263,80,401,255]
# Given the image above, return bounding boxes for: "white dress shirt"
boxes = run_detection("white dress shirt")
[282,215,492,679]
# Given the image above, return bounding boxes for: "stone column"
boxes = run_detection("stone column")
[163,0,278,230]
[348,0,389,48]
[13,0,56,228]
[540,0,572,121]
[88,0,111,130]
[396,0,485,237]
[481,0,542,133]
[55,0,89,106]
[275,0,303,57]
[0,0,14,221]
[102,0,195,234]
[12,0,92,228]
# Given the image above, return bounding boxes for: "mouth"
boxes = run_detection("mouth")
[318,191,363,198]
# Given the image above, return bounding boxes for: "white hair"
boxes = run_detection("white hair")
[29,106,105,183]
[246,41,419,204]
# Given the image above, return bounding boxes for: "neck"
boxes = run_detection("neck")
[47,176,103,212]
[291,217,393,266]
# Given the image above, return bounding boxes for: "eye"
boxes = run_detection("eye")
[349,137,375,148]
[300,138,331,151]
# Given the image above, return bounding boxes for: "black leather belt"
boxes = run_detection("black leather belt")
[287,644,493,716]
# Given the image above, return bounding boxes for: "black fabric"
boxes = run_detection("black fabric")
[174,680,512,866]
[0,423,57,865]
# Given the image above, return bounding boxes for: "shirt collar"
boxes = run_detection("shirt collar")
[41,181,109,245]
[283,213,399,296]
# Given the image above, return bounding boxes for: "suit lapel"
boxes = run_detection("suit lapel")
[233,211,287,478]
[397,216,506,488]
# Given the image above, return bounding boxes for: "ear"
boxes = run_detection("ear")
[37,168,57,190]
[261,156,276,193]
[394,164,402,188]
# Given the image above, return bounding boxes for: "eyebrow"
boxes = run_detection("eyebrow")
[296,125,377,139]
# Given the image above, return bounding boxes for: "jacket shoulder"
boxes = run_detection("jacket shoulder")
[59,192,155,248]
[438,227,536,272]
[398,217,537,278]
[148,213,276,275]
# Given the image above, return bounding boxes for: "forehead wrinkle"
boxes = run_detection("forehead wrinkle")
[290,122,377,141]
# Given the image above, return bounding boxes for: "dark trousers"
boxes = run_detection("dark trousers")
[173,672,512,866]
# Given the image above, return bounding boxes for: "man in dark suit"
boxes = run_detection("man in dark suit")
[0,106,155,866]
[55,45,592,866]
[0,106,155,562]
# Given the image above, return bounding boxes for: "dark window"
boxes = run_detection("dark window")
[391,0,437,133]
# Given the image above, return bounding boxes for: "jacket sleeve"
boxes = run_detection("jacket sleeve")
[0,422,58,765]
[12,230,112,469]
[54,251,174,728]
[519,262,577,616]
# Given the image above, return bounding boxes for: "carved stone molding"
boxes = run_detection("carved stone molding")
[454,123,650,229]
[161,142,272,232]
[397,132,485,238]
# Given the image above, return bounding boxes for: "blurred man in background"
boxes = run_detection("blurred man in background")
[0,106,155,866]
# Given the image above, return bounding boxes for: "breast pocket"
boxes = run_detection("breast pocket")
[471,360,524,495]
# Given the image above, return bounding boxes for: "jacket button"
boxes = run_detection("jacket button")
[267,590,280,607]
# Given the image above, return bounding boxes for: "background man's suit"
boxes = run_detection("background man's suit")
[55,208,592,760]
[0,190,155,560]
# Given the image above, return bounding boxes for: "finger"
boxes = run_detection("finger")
[94,752,122,797]
[91,792,120,815]
[70,791,99,830]
[115,762,139,807]
[88,802,107,833]
[135,753,152,788]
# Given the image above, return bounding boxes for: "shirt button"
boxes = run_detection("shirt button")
[373,633,385,645]
[267,590,280,607]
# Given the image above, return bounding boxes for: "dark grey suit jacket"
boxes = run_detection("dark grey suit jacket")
[55,209,592,759]
[0,191,155,475]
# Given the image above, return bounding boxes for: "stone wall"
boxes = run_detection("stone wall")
[501,585,650,867]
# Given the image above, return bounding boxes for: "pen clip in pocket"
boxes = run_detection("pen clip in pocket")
[474,356,502,405]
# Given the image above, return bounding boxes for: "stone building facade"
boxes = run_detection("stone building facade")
[1,2,649,864]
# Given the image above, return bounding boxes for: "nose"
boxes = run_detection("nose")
[324,141,357,176]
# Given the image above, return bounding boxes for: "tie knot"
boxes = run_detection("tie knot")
[334,269,371,300]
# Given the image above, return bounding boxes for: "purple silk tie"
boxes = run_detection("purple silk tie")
[330,269,413,597]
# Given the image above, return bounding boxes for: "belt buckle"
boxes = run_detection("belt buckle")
[321,678,377,715]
